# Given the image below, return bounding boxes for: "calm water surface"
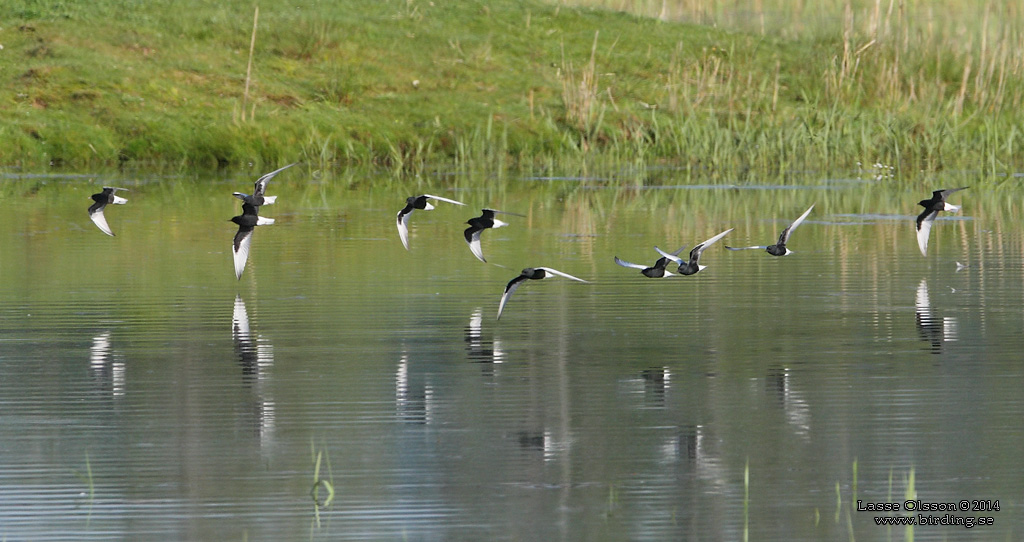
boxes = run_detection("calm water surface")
[0,169,1022,540]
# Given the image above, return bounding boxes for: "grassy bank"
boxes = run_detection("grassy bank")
[0,0,1022,178]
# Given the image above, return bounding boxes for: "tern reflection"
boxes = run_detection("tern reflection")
[465,308,505,366]
[766,365,810,437]
[90,330,125,397]
[619,367,671,409]
[232,296,275,444]
[395,351,434,424]
[659,425,727,489]
[641,367,670,407]
[915,279,958,354]
[514,430,567,462]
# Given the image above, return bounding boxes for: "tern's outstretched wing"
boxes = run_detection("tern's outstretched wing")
[614,257,648,270]
[483,208,524,217]
[654,246,685,264]
[779,204,814,245]
[916,210,936,256]
[397,209,413,250]
[465,227,486,262]
[497,275,528,319]
[725,245,768,251]
[937,187,968,200]
[423,194,466,206]
[89,207,115,236]
[690,229,734,260]
[253,162,298,198]
[536,267,590,283]
[233,228,254,280]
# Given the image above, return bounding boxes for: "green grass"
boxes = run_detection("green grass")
[310,440,335,530]
[0,0,1022,178]
[74,451,95,526]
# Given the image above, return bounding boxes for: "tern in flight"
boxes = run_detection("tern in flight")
[916,187,967,256]
[725,205,814,256]
[464,208,522,263]
[88,186,128,237]
[397,194,466,250]
[230,202,275,280]
[233,163,298,208]
[497,267,589,319]
[655,228,734,275]
[614,247,685,278]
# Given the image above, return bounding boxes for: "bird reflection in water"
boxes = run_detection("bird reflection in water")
[619,367,671,409]
[659,425,728,490]
[395,352,434,424]
[641,367,671,407]
[514,430,566,462]
[766,365,810,438]
[915,279,959,354]
[465,308,505,368]
[232,296,275,445]
[90,330,125,397]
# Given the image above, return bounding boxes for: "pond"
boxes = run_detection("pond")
[0,166,1021,540]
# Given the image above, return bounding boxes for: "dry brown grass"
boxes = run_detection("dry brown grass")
[561,0,1024,117]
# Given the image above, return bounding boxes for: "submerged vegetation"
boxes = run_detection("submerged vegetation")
[0,0,1022,178]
